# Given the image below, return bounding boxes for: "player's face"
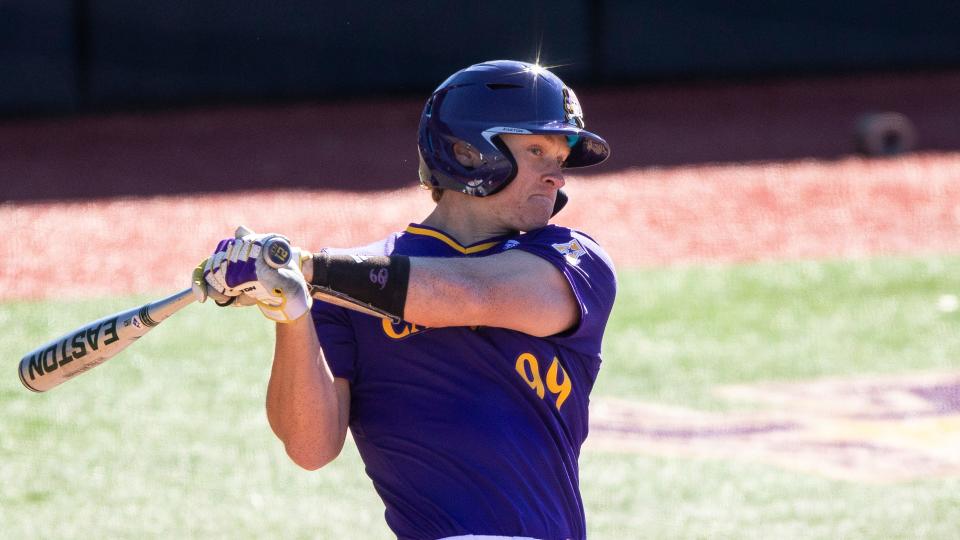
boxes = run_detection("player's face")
[491,133,571,231]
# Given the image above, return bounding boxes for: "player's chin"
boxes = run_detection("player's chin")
[516,200,554,231]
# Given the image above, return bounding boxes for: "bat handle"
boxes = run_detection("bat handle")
[233,224,292,269]
[147,287,198,322]
[262,237,293,269]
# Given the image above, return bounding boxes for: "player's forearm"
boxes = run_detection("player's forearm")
[404,255,579,335]
[305,253,484,326]
[305,251,575,334]
[404,258,488,327]
[307,254,477,324]
[266,315,345,470]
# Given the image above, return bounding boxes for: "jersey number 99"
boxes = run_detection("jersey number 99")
[515,353,571,410]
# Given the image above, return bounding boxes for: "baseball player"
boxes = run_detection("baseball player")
[201,60,616,540]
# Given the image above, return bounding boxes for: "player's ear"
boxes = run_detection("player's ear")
[452,142,482,168]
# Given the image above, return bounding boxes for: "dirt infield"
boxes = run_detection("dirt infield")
[3,70,959,202]
[3,152,959,300]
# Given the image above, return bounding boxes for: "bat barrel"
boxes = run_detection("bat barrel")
[18,288,195,392]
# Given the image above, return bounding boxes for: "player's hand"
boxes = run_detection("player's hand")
[203,228,313,323]
[191,257,257,307]
[203,234,265,298]
[250,245,314,323]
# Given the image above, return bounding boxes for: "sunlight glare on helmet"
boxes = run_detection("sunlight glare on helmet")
[526,63,547,76]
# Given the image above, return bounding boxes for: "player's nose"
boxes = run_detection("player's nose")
[541,171,565,190]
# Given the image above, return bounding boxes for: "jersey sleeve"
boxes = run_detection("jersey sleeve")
[310,299,359,383]
[511,225,617,355]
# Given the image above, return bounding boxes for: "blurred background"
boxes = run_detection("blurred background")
[2,0,960,201]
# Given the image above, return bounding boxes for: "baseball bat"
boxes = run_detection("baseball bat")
[17,226,299,393]
[18,287,197,392]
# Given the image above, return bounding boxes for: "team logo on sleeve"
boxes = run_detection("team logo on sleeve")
[552,238,586,264]
[502,240,520,251]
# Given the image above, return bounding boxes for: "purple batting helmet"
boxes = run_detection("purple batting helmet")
[417,60,610,197]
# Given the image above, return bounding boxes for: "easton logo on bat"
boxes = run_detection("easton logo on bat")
[18,287,194,393]
[21,317,121,381]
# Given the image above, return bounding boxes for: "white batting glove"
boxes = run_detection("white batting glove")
[249,243,313,323]
[204,236,265,297]
[203,228,312,323]
[191,257,257,307]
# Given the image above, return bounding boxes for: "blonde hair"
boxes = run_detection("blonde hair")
[418,152,444,203]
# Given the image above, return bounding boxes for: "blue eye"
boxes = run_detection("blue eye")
[566,135,579,148]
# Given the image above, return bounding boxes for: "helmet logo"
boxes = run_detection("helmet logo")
[563,87,585,129]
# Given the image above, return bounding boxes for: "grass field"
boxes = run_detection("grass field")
[3,254,959,539]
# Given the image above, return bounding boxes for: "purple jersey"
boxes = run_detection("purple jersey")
[311,223,617,540]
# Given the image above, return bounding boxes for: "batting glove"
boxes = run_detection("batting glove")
[204,228,313,323]
[191,257,256,307]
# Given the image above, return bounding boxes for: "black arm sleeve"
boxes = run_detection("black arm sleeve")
[310,253,410,321]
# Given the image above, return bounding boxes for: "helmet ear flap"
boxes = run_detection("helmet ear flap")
[484,134,518,196]
[551,189,568,217]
